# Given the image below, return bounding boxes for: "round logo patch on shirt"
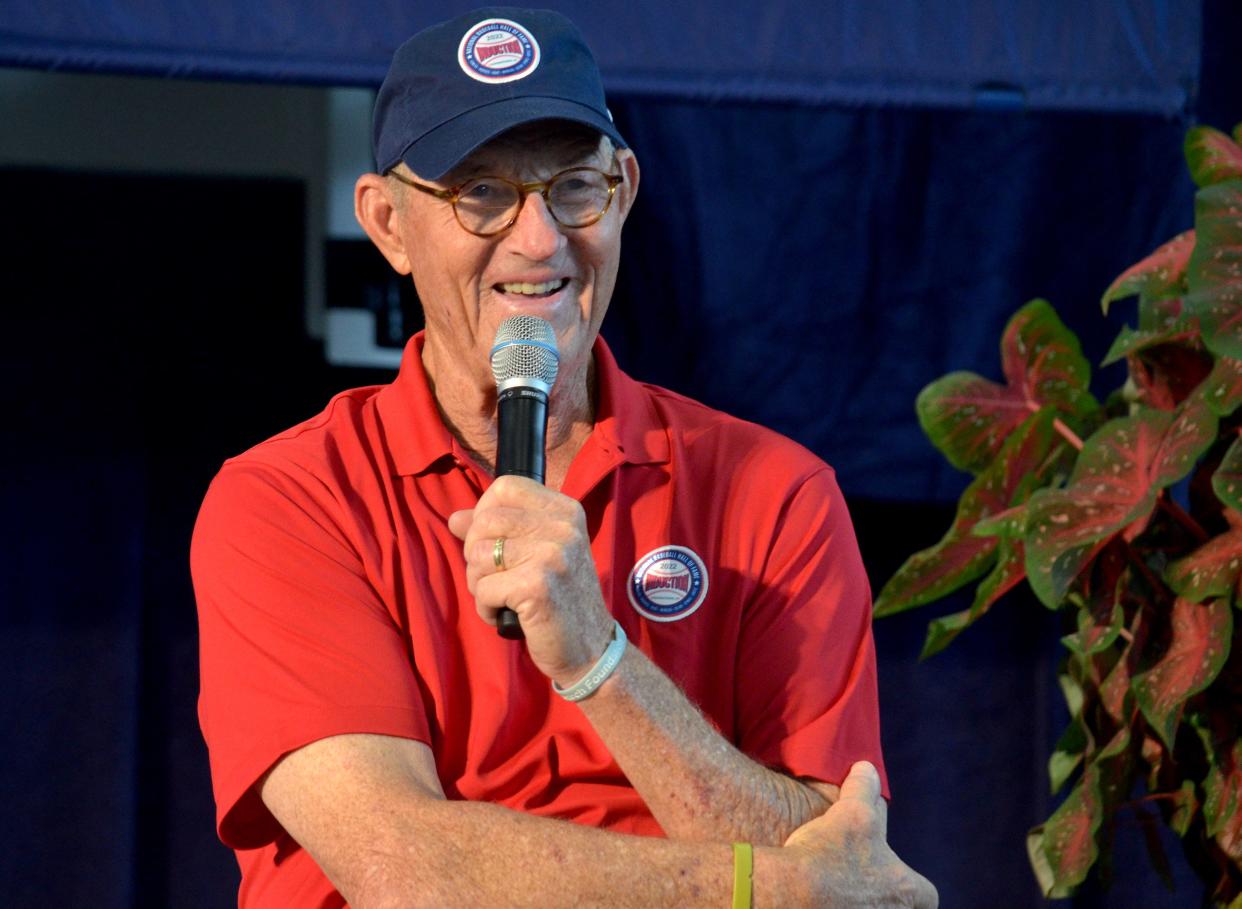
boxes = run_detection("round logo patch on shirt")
[458,18,541,84]
[627,546,709,622]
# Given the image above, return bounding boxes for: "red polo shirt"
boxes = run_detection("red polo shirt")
[192,332,885,907]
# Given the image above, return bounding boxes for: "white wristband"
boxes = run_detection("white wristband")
[552,621,627,702]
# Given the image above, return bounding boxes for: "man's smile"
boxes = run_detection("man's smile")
[496,277,570,297]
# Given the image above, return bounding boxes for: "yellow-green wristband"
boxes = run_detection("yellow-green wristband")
[731,842,753,909]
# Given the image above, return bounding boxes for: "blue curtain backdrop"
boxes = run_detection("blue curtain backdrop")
[0,0,1200,113]
[1,1,1237,907]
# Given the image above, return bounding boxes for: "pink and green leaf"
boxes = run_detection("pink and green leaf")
[1101,231,1195,313]
[1037,766,1103,895]
[917,300,1095,474]
[972,502,1028,538]
[1094,726,1136,802]
[1214,789,1242,865]
[1169,779,1200,837]
[919,537,1027,659]
[1099,647,1135,726]
[872,511,997,619]
[1070,412,1173,487]
[1000,300,1096,406]
[1195,712,1242,863]
[1202,738,1242,861]
[1195,356,1242,416]
[1212,437,1242,513]
[918,608,974,660]
[1049,715,1089,795]
[1184,181,1242,361]
[1131,597,1233,750]
[1151,398,1219,487]
[1025,413,1171,607]
[1059,667,1086,717]
[1027,827,1067,899]
[1140,295,1186,333]
[916,372,1035,474]
[1101,321,1196,367]
[875,412,1058,617]
[1001,299,1099,427]
[969,535,1028,610]
[1062,599,1124,656]
[1025,522,1121,610]
[1025,402,1216,608]
[1185,126,1242,188]
[1164,526,1242,601]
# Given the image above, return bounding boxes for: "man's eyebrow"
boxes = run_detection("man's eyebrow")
[446,143,607,183]
[439,161,487,183]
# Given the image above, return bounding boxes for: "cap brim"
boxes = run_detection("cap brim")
[397,96,628,180]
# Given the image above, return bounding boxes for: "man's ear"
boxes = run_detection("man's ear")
[354,173,411,275]
[614,148,641,222]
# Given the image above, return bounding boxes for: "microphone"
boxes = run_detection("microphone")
[490,315,559,639]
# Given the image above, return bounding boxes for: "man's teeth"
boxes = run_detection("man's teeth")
[501,279,566,295]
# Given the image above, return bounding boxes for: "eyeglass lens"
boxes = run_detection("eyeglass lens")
[455,169,615,234]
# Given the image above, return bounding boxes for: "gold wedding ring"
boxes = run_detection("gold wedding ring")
[493,536,507,571]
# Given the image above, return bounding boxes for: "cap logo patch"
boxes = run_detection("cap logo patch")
[628,546,709,622]
[458,18,541,84]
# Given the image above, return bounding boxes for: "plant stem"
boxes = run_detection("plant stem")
[1158,493,1209,543]
[1138,792,1180,803]
[1025,402,1085,450]
[1052,417,1085,451]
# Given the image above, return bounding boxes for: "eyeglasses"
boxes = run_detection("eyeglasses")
[387,166,624,237]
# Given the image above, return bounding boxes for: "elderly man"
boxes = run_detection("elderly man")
[193,7,937,908]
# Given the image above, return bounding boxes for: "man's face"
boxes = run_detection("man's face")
[392,123,636,394]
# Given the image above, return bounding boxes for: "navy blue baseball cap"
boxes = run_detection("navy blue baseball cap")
[374,7,628,180]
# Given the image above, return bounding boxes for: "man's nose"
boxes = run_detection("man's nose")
[507,191,565,260]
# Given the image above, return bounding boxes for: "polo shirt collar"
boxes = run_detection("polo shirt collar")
[376,331,669,478]
[589,335,670,467]
[375,332,457,476]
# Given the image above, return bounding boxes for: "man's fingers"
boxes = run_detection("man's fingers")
[448,475,547,542]
[447,509,474,540]
[469,534,526,572]
[473,569,537,626]
[463,505,533,546]
[837,760,882,806]
[484,474,544,503]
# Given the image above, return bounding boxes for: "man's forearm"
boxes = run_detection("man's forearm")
[574,643,832,845]
[340,796,794,909]
[261,734,934,909]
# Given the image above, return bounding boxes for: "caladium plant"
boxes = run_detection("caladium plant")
[875,123,1242,904]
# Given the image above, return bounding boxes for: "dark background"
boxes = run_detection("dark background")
[2,1,1239,906]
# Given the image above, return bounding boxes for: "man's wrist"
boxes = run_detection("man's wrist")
[752,846,800,908]
[552,620,627,701]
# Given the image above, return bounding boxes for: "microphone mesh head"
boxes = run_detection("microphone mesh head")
[491,316,559,388]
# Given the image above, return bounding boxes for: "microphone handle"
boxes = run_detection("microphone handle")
[495,386,548,639]
[496,387,548,484]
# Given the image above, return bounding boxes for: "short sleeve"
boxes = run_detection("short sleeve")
[191,460,430,849]
[734,468,889,797]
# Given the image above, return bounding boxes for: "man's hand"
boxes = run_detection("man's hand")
[778,761,938,908]
[448,475,614,685]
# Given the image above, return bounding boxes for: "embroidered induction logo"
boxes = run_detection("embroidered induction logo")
[628,546,709,622]
[458,18,541,84]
